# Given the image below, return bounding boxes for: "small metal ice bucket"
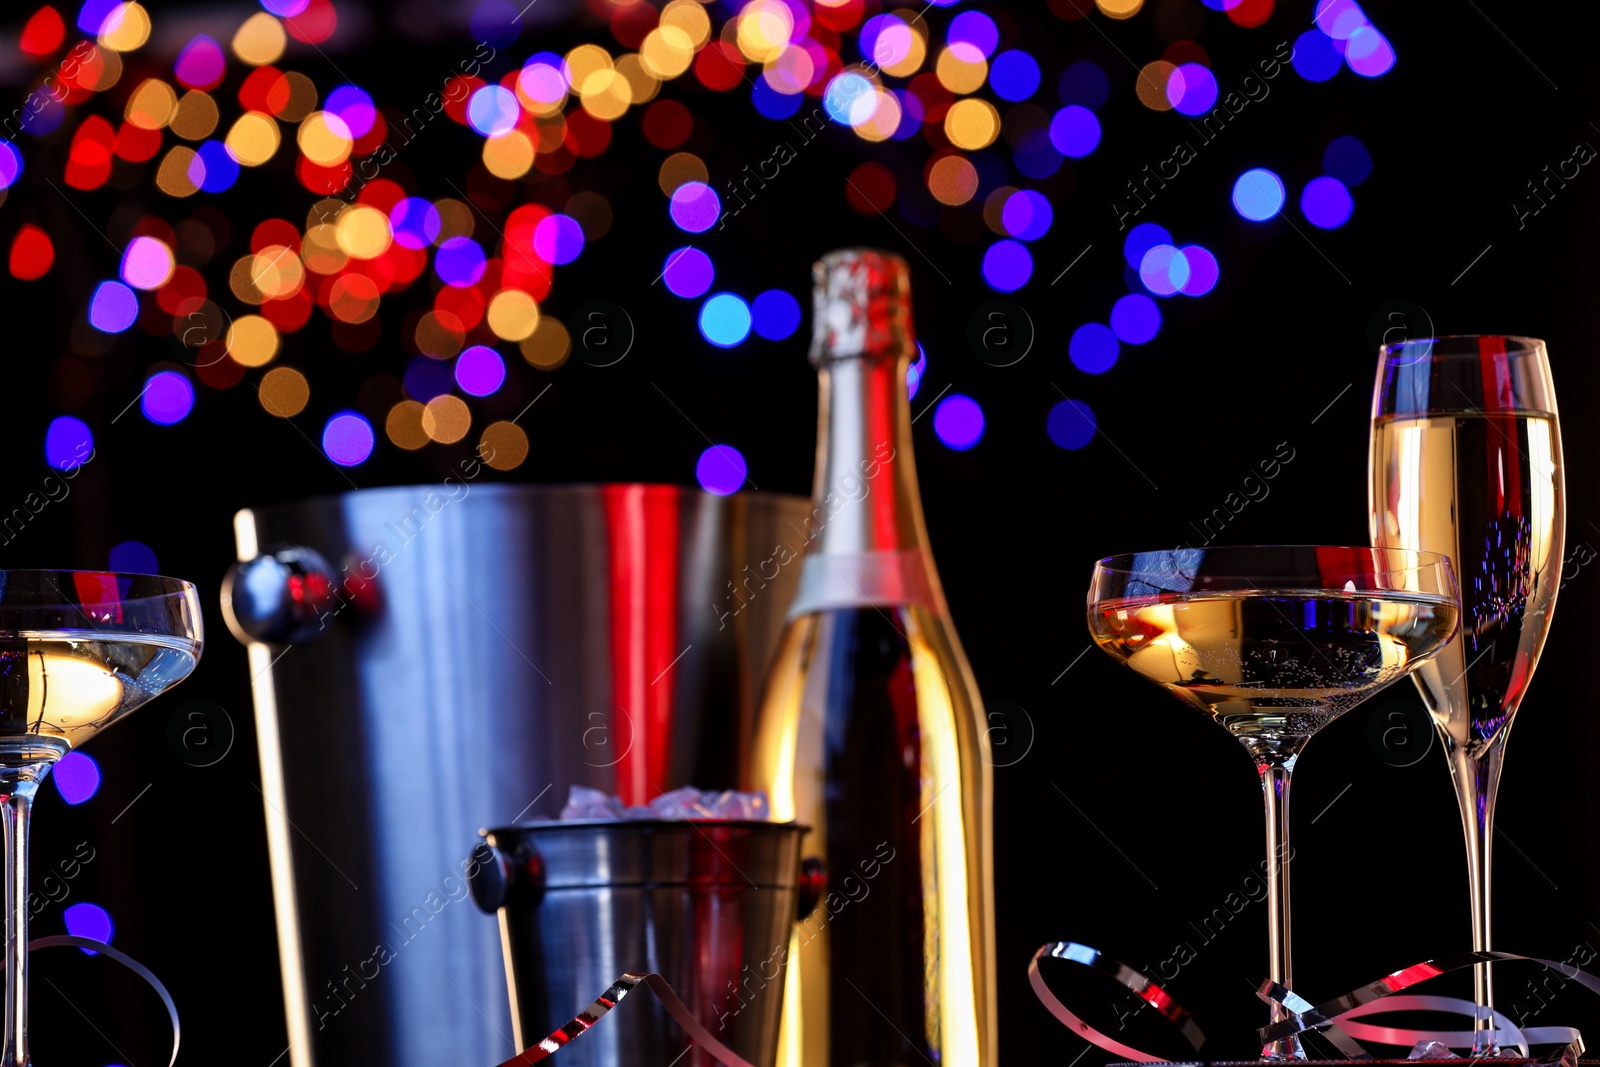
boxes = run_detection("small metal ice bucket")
[468,820,812,1067]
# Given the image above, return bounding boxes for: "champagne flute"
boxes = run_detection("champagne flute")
[1369,335,1564,1055]
[1088,547,1459,1060]
[0,571,202,1066]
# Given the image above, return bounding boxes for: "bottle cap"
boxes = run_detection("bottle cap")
[810,248,914,365]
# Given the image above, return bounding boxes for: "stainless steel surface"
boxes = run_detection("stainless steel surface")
[223,484,809,1067]
[474,820,806,1067]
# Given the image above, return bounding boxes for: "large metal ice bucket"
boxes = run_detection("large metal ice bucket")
[221,484,809,1067]
[468,819,811,1066]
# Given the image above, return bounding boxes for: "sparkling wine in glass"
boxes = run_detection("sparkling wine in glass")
[0,571,202,1066]
[1369,335,1563,1055]
[1088,547,1459,1060]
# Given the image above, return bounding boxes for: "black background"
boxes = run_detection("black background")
[3,0,1600,1062]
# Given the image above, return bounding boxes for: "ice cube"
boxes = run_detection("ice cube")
[623,805,656,820]
[560,785,624,820]
[650,786,715,819]
[710,789,770,820]
[1407,1040,1459,1060]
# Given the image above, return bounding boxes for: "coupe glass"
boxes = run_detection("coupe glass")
[0,571,202,1066]
[1088,547,1459,1060]
[1369,336,1563,1055]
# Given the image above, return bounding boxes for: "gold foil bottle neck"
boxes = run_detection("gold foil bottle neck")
[809,248,914,365]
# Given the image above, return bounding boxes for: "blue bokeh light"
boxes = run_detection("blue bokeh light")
[467,86,520,139]
[109,540,158,574]
[1292,29,1343,82]
[1047,398,1097,450]
[0,142,22,189]
[435,237,486,286]
[823,73,875,126]
[699,293,752,347]
[752,77,803,119]
[1001,190,1052,240]
[1058,61,1110,110]
[933,395,984,450]
[989,51,1041,101]
[1049,105,1101,158]
[1301,176,1354,228]
[1069,323,1120,374]
[403,356,454,402]
[1012,128,1062,179]
[1167,63,1218,116]
[663,247,714,298]
[64,902,113,953]
[907,342,927,400]
[1177,245,1220,296]
[751,290,801,340]
[322,412,375,467]
[948,11,999,57]
[77,0,123,34]
[390,197,442,249]
[325,85,376,138]
[455,345,507,396]
[669,181,722,233]
[1139,245,1191,297]
[190,140,240,193]
[1346,26,1396,77]
[1323,135,1373,186]
[1110,294,1161,345]
[533,214,584,265]
[53,752,100,806]
[981,240,1033,292]
[696,445,747,495]
[1124,223,1173,270]
[471,0,525,47]
[44,417,93,471]
[141,371,195,425]
[1232,168,1286,221]
[89,281,138,333]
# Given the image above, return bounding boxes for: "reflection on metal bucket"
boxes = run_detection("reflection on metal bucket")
[469,820,810,1067]
[222,484,811,1067]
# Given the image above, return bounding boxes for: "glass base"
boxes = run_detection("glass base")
[0,738,67,769]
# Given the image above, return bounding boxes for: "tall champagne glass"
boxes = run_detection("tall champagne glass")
[1089,547,1459,1060]
[1369,336,1564,1055]
[0,571,202,1065]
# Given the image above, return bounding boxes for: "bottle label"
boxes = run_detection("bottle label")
[786,550,936,618]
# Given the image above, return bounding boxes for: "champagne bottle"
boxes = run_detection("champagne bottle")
[748,249,997,1066]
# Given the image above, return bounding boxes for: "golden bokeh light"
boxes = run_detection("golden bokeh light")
[945,98,1000,150]
[928,154,979,205]
[983,186,1016,235]
[1136,60,1177,111]
[252,244,305,300]
[415,311,465,359]
[641,26,695,80]
[126,79,177,130]
[661,0,712,48]
[155,146,200,197]
[99,3,150,51]
[565,45,613,88]
[258,366,309,417]
[276,71,318,122]
[1097,0,1144,18]
[615,54,660,106]
[479,421,529,471]
[519,316,571,370]
[935,46,988,94]
[875,17,927,78]
[580,69,632,121]
[422,395,471,444]
[229,254,266,304]
[300,223,349,274]
[84,48,122,92]
[226,315,280,367]
[658,152,707,196]
[433,199,475,242]
[335,205,393,259]
[232,12,287,66]
[386,401,429,450]
[487,289,540,341]
[226,111,280,165]
[169,90,220,140]
[483,128,535,179]
[736,0,794,63]
[298,111,353,166]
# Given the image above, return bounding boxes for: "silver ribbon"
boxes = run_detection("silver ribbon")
[23,934,181,1066]
[1033,940,1595,1062]
[493,971,754,1067]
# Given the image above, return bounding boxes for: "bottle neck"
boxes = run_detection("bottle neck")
[786,354,942,618]
[811,355,926,556]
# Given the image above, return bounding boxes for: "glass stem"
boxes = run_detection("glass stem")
[1449,734,1507,1056]
[1258,756,1305,1061]
[0,767,41,1067]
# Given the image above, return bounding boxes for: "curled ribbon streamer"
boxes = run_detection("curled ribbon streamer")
[22,934,180,1067]
[493,971,755,1067]
[1033,941,1599,1062]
